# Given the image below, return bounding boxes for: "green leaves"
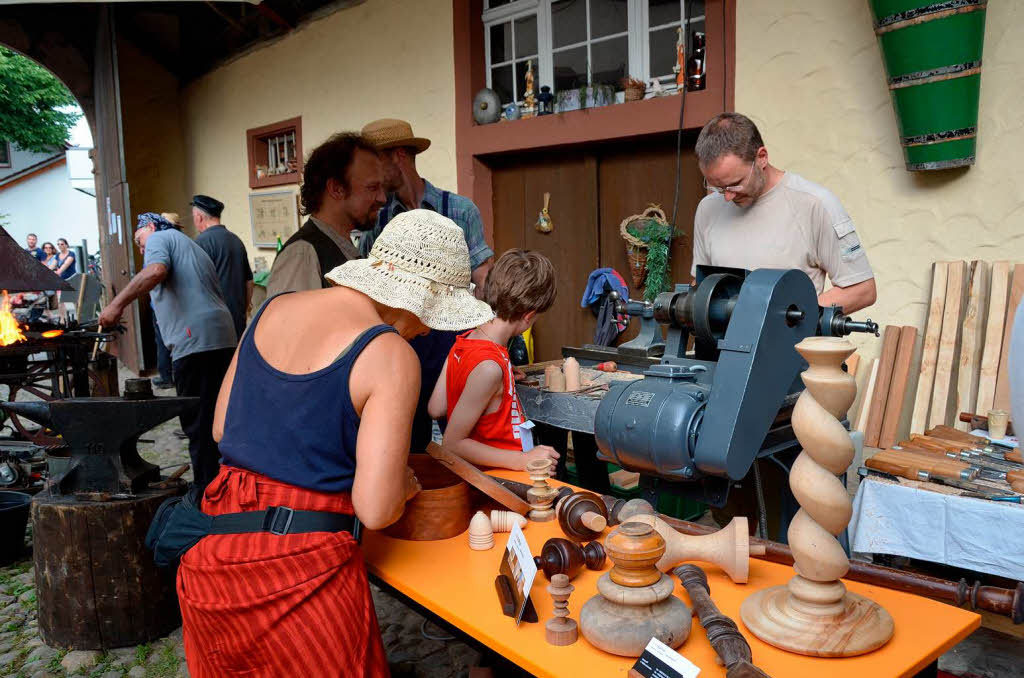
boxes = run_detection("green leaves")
[626,218,679,302]
[0,47,80,153]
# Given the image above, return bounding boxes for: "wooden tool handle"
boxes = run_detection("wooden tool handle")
[1008,450,1024,464]
[1007,469,1024,485]
[870,450,971,481]
[1011,479,1024,494]
[426,443,532,515]
[959,412,1016,436]
[928,425,983,444]
[909,434,970,452]
[866,457,923,481]
[901,437,950,452]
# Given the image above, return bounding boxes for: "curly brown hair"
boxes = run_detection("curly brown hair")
[484,249,557,321]
[300,133,378,215]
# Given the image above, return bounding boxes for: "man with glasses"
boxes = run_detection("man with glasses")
[692,112,876,313]
[98,213,236,493]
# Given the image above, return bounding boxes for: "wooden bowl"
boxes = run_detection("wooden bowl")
[383,454,472,541]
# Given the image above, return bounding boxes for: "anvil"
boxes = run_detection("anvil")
[1,390,197,495]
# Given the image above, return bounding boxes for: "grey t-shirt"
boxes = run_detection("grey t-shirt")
[144,229,237,361]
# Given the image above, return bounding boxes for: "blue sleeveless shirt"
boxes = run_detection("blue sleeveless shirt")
[218,293,397,493]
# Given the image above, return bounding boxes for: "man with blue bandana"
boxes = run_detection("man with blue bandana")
[99,213,236,492]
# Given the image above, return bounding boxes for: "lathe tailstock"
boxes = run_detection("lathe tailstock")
[591,266,878,508]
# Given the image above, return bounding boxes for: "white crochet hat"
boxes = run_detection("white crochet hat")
[324,209,495,331]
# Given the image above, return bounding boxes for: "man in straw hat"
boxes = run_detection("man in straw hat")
[361,119,496,455]
[360,118,494,294]
[176,209,493,677]
[267,133,386,296]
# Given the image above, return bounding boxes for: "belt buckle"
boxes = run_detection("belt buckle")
[265,506,295,535]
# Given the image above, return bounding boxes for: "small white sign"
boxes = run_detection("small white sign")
[631,638,701,678]
[505,521,538,625]
[519,420,536,452]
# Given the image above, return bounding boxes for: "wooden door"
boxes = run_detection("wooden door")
[597,135,704,342]
[491,152,599,361]
[93,7,143,372]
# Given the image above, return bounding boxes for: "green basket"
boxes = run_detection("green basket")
[870,0,986,171]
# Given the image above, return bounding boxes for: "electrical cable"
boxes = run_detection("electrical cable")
[752,458,769,539]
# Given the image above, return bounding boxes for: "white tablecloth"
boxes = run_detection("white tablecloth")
[849,478,1024,581]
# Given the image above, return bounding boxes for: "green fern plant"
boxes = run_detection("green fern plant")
[627,218,678,302]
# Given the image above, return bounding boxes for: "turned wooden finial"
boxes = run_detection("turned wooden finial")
[605,521,664,588]
[468,510,494,551]
[490,510,528,532]
[741,337,894,657]
[534,538,606,581]
[546,573,578,646]
[526,458,558,522]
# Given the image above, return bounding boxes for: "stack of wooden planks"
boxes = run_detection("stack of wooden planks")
[908,261,1024,435]
[855,325,918,449]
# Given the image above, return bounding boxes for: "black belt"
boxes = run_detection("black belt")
[209,506,360,540]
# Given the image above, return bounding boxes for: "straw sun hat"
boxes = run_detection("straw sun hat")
[324,209,494,331]
[361,119,431,154]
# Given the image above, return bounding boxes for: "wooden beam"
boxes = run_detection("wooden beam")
[910,262,949,434]
[865,325,901,447]
[993,263,1024,411]
[879,326,918,449]
[855,358,879,435]
[955,261,988,430]
[977,261,1011,415]
[929,261,966,428]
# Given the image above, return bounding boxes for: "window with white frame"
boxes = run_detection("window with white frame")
[483,0,705,105]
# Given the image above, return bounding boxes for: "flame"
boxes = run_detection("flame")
[41,329,63,338]
[0,290,26,347]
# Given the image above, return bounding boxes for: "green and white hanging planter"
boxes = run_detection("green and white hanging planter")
[869,0,987,171]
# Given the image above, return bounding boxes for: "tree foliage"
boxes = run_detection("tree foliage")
[0,47,80,153]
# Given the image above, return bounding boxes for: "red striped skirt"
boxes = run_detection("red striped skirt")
[177,466,389,677]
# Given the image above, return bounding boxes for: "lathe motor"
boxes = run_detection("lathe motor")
[594,266,877,507]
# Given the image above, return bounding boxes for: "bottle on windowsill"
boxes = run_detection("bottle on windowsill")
[687,31,706,92]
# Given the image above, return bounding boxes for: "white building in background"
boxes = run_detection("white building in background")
[0,138,99,257]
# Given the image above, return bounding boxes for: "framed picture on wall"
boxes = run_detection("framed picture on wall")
[249,190,300,248]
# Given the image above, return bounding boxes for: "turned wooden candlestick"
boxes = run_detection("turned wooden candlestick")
[741,337,894,657]
[674,565,770,678]
[579,522,691,657]
[618,501,764,584]
[526,458,558,522]
[534,537,606,581]
[556,490,609,542]
[546,573,578,646]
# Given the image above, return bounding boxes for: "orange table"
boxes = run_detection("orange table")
[362,472,980,678]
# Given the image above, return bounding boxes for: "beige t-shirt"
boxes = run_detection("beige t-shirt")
[690,172,873,293]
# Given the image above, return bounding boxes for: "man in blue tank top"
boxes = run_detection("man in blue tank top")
[99,212,237,492]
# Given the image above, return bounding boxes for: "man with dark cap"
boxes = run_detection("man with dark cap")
[192,194,253,337]
[266,133,385,296]
[98,213,236,492]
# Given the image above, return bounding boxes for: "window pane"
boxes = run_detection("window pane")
[553,45,587,91]
[685,0,706,21]
[649,0,681,27]
[486,0,512,8]
[552,0,587,48]
[590,0,628,39]
[591,35,628,87]
[491,64,514,105]
[515,59,536,102]
[514,15,538,59]
[490,22,512,64]
[649,26,679,80]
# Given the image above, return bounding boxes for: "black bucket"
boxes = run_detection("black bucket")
[0,491,32,565]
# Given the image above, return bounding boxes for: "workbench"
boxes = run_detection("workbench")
[362,471,980,678]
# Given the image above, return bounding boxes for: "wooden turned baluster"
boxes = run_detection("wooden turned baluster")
[526,458,558,522]
[545,574,578,646]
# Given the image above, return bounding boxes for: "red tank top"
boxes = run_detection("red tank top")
[446,332,525,451]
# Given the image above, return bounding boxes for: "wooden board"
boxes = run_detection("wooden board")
[910,262,950,434]
[846,353,861,378]
[855,358,879,435]
[865,326,901,447]
[879,326,919,449]
[928,261,966,429]
[955,261,988,430]
[993,263,1024,411]
[426,442,532,515]
[977,261,1011,416]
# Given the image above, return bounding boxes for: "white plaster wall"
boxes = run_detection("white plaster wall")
[735,1,1024,425]
[0,162,100,255]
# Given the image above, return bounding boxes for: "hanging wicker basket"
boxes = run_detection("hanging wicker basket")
[620,205,669,290]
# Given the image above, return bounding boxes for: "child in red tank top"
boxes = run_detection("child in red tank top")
[428,250,559,472]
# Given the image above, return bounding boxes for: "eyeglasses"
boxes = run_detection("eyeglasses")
[704,161,757,194]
